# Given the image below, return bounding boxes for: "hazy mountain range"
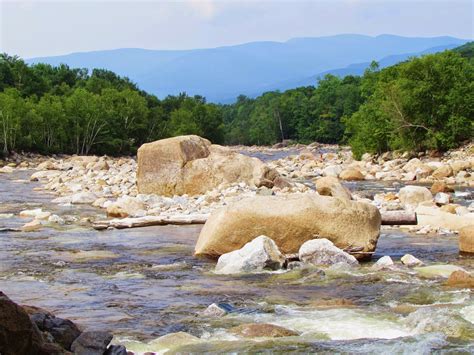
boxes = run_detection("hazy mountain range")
[27,34,468,103]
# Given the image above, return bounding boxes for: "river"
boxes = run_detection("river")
[0,168,473,353]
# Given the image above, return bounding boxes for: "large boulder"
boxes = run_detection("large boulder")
[0,292,45,355]
[195,194,381,259]
[215,236,285,274]
[415,206,474,231]
[137,135,278,196]
[459,225,474,254]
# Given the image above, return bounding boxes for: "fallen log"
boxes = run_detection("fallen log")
[92,214,209,230]
[381,211,417,225]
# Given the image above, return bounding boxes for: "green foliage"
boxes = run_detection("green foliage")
[0,43,472,157]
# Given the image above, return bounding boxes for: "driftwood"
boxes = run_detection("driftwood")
[381,211,417,225]
[92,214,209,230]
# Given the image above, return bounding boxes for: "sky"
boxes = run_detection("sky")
[1,0,473,58]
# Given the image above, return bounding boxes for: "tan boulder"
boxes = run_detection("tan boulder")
[314,176,352,201]
[339,168,365,181]
[459,225,474,254]
[398,186,432,208]
[137,135,278,196]
[430,181,454,194]
[432,165,453,179]
[446,270,474,288]
[450,161,470,174]
[195,194,381,259]
[415,206,474,231]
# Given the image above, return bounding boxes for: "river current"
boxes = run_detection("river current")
[0,166,473,353]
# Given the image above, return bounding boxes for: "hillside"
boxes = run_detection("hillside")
[27,34,468,102]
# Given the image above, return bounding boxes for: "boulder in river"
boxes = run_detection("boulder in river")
[299,238,358,266]
[446,270,474,288]
[195,194,381,260]
[137,135,279,196]
[398,186,432,208]
[0,292,45,355]
[339,168,365,181]
[71,330,113,355]
[459,225,474,254]
[215,235,285,274]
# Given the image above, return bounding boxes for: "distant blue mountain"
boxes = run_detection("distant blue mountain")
[27,34,468,103]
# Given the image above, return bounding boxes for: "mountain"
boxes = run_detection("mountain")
[27,34,468,103]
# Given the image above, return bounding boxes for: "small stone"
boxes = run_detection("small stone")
[372,255,394,270]
[400,254,423,267]
[200,303,227,318]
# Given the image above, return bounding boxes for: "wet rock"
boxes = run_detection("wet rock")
[229,323,299,338]
[446,270,474,288]
[398,186,432,208]
[136,135,279,196]
[148,332,200,348]
[322,165,343,177]
[415,264,466,278]
[104,345,128,355]
[459,225,474,254]
[416,206,474,230]
[71,331,113,355]
[21,219,42,232]
[29,310,81,350]
[200,303,227,317]
[310,298,355,308]
[372,255,394,270]
[286,261,304,270]
[314,176,352,200]
[0,292,45,355]
[195,194,380,259]
[0,166,14,173]
[19,208,50,219]
[299,238,358,266]
[106,196,146,218]
[339,168,364,181]
[400,254,423,267]
[215,235,285,274]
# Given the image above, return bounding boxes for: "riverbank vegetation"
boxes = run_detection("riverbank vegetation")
[0,43,472,157]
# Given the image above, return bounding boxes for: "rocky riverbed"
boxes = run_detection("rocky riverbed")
[0,143,473,353]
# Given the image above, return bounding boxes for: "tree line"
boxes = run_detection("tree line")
[0,42,472,158]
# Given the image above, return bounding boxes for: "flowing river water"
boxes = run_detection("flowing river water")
[1,164,473,353]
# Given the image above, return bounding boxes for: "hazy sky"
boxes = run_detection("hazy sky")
[1,0,473,58]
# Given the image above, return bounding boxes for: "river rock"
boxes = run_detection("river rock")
[400,254,423,267]
[415,264,466,278]
[229,323,299,338]
[434,192,451,205]
[195,194,381,259]
[137,135,279,196]
[21,219,42,232]
[104,345,128,355]
[314,176,352,200]
[106,196,146,218]
[299,238,358,266]
[339,168,364,181]
[0,166,14,173]
[432,165,453,179]
[71,331,113,355]
[459,225,474,254]
[148,332,200,349]
[398,186,432,208]
[0,292,45,355]
[29,309,81,350]
[372,255,394,270]
[431,181,454,194]
[446,270,474,288]
[416,206,474,230]
[322,165,343,177]
[215,235,285,274]
[200,303,227,317]
[71,191,98,204]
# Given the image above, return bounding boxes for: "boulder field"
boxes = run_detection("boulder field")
[195,194,381,260]
[137,135,279,196]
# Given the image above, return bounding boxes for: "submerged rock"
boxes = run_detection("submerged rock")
[415,265,466,278]
[299,238,358,266]
[229,323,299,338]
[215,236,285,274]
[136,135,279,196]
[195,194,381,259]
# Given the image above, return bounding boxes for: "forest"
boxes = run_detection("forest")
[0,42,472,158]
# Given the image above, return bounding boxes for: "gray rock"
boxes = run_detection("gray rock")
[30,311,81,350]
[200,303,227,318]
[299,238,358,266]
[215,235,285,274]
[104,345,128,355]
[372,255,394,270]
[71,331,113,355]
[401,254,423,267]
